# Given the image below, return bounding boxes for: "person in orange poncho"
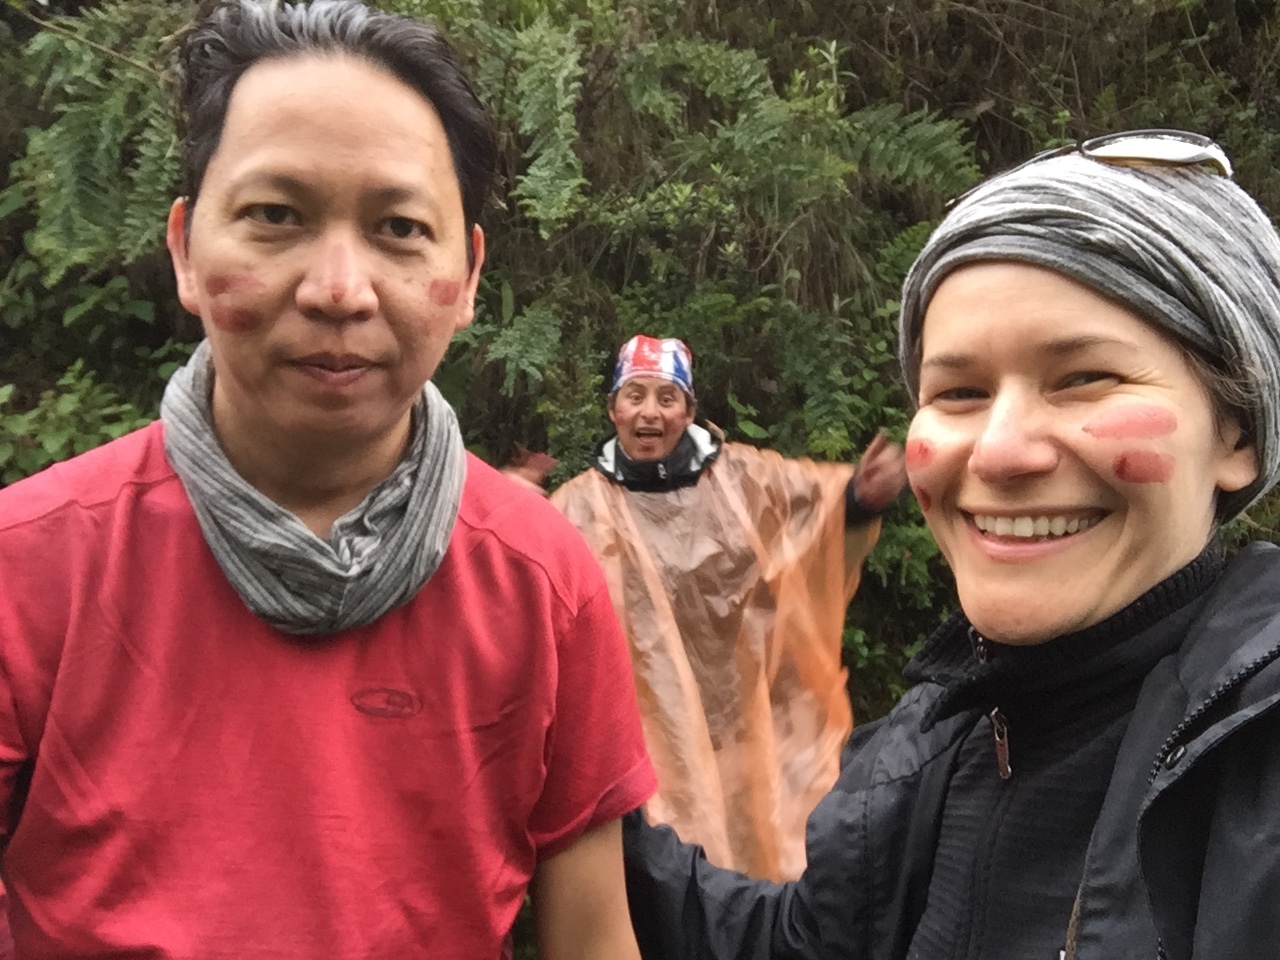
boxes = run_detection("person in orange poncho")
[550,335,905,881]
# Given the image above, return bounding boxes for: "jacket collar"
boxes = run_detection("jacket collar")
[910,547,1227,732]
[1164,541,1280,731]
[594,423,721,491]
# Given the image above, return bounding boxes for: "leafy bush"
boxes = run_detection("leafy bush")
[4,0,1280,725]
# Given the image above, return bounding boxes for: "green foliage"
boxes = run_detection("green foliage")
[0,362,152,484]
[505,15,588,234]
[5,0,1280,737]
[9,0,184,286]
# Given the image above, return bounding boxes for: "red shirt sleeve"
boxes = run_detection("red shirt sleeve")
[527,577,656,859]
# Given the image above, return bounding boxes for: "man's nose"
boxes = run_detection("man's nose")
[296,232,377,321]
[968,389,1059,481]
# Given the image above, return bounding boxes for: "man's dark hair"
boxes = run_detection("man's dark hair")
[177,0,497,242]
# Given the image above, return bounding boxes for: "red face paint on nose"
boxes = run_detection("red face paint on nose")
[906,439,935,469]
[1114,450,1174,484]
[327,246,349,303]
[1083,405,1177,440]
[912,484,933,511]
[429,279,462,307]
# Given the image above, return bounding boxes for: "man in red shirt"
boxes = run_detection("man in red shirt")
[0,1,654,956]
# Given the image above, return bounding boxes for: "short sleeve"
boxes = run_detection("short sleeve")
[527,576,656,859]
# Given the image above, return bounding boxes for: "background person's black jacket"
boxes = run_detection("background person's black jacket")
[625,542,1280,960]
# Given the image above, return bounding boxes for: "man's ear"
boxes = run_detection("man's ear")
[166,198,202,316]
[456,225,486,332]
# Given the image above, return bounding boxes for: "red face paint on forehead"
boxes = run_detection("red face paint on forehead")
[205,273,265,297]
[906,439,935,469]
[1114,450,1175,484]
[1083,404,1178,440]
[429,279,461,307]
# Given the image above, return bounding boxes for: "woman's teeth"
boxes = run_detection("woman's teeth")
[972,514,1099,538]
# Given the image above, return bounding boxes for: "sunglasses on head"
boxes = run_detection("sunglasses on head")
[949,129,1233,209]
[1027,128,1233,176]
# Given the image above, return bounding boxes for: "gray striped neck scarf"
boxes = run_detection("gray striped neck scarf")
[160,339,466,635]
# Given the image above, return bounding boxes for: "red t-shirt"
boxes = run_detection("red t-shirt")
[0,423,654,958]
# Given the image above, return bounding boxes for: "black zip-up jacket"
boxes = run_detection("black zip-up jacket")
[624,542,1280,960]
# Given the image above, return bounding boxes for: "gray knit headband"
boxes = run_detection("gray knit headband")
[898,152,1280,519]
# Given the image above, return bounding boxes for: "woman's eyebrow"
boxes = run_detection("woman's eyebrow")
[921,336,1137,370]
[1041,334,1135,357]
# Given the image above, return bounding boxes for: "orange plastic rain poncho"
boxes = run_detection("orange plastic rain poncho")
[552,441,878,881]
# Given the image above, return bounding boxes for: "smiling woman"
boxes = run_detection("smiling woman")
[908,261,1256,643]
[623,131,1280,960]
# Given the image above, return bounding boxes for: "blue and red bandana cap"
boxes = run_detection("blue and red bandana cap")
[610,334,695,398]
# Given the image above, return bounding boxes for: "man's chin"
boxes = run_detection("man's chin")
[621,437,667,461]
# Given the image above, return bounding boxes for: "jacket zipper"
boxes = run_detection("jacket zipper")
[970,628,1014,780]
[1146,644,1280,786]
[1140,642,1280,960]
[988,708,1013,780]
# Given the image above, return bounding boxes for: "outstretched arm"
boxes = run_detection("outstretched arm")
[624,810,791,960]
[533,817,641,960]
[845,431,907,525]
[623,714,925,960]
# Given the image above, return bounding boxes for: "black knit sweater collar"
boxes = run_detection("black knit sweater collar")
[910,546,1226,733]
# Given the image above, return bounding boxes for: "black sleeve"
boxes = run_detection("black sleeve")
[622,721,898,960]
[843,471,882,528]
[623,703,951,960]
[623,809,792,960]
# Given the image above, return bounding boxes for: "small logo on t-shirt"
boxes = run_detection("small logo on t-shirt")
[351,687,423,719]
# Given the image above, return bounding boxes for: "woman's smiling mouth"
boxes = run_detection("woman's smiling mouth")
[968,512,1106,539]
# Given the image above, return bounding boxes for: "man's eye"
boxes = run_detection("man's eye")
[378,217,429,240]
[930,386,987,403]
[245,203,298,226]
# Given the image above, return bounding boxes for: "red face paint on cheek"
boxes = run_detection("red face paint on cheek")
[1114,450,1174,484]
[205,273,264,297]
[208,303,263,333]
[912,485,933,511]
[905,439,935,469]
[1083,404,1177,440]
[204,274,266,333]
[429,279,462,307]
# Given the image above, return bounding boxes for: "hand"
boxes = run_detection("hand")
[853,431,907,513]
[501,447,558,496]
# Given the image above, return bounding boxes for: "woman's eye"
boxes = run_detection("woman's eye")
[1060,371,1117,390]
[378,217,429,240]
[245,203,299,226]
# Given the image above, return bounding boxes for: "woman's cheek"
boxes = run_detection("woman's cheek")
[1113,450,1175,484]
[1081,403,1178,485]
[905,428,940,512]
